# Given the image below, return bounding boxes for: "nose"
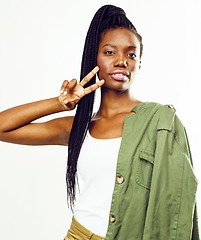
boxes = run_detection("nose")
[114,55,128,68]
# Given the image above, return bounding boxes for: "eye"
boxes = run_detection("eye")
[128,52,137,59]
[104,50,115,55]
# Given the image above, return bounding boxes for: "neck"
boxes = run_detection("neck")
[96,87,140,118]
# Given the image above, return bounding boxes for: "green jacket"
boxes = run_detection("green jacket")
[105,102,199,240]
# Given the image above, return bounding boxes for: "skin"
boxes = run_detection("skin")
[97,28,141,92]
[0,67,104,145]
[0,27,142,145]
[89,28,142,139]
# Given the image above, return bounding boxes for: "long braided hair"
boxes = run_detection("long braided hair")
[67,5,143,210]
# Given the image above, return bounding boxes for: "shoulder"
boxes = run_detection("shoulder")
[133,102,175,115]
[134,101,175,113]
[144,102,188,150]
[133,102,176,123]
[135,102,184,134]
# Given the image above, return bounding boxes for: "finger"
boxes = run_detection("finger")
[79,66,99,87]
[84,79,105,95]
[67,79,77,91]
[60,80,69,94]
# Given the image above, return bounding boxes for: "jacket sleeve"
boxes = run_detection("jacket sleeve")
[142,105,199,240]
[192,203,200,239]
[184,128,200,240]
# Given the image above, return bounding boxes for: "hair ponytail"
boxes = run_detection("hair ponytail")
[66,5,143,210]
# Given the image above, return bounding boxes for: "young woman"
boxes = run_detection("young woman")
[0,5,199,240]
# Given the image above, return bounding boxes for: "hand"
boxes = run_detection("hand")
[58,66,104,110]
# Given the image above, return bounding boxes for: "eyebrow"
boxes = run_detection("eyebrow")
[128,46,137,49]
[102,44,137,49]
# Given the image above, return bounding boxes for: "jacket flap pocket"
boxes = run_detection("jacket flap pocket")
[136,150,155,190]
[139,150,155,164]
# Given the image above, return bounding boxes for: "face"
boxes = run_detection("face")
[97,28,141,92]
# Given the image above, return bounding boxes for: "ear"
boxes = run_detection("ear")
[139,60,141,69]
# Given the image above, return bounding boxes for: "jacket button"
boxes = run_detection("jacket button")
[168,104,174,109]
[117,176,124,184]
[110,215,116,223]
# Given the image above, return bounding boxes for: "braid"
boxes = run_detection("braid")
[66,5,143,210]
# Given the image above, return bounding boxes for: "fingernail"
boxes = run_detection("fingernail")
[98,80,104,86]
[94,66,99,71]
[60,89,64,94]
[64,91,67,95]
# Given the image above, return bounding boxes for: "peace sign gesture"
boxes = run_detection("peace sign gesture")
[58,66,104,110]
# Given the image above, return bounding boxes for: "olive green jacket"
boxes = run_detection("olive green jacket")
[105,102,199,240]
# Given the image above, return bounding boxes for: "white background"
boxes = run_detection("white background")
[0,0,200,239]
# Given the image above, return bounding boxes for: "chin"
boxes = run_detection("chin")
[102,81,131,92]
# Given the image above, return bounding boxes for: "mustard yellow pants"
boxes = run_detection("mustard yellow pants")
[64,216,105,240]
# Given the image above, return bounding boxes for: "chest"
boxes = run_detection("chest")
[89,113,131,139]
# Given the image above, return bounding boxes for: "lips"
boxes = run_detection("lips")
[109,70,129,81]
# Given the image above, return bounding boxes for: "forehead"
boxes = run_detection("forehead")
[99,28,140,48]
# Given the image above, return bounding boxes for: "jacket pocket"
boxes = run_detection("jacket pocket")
[136,150,155,190]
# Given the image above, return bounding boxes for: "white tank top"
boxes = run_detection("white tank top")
[73,130,122,237]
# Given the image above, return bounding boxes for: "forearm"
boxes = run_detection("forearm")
[0,97,68,132]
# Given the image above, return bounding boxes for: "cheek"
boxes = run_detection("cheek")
[97,56,108,78]
[97,55,106,70]
[130,64,135,72]
[130,60,140,73]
